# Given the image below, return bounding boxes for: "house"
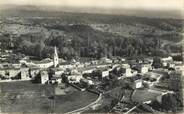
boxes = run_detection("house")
[101,70,109,78]
[143,63,153,71]
[131,70,138,76]
[55,70,64,76]
[82,69,95,74]
[132,79,143,89]
[74,62,84,68]
[0,70,5,77]
[40,70,49,84]
[49,75,62,84]
[20,68,30,80]
[84,62,91,67]
[22,58,54,69]
[34,58,54,69]
[67,74,83,83]
[136,59,143,63]
[174,64,184,75]
[112,58,120,63]
[120,58,126,62]
[91,60,99,65]
[50,67,64,76]
[161,56,173,62]
[111,64,120,69]
[100,57,113,64]
[0,63,30,80]
[0,67,20,79]
[96,64,111,68]
[161,56,173,67]
[5,50,13,53]
[29,67,40,78]
[128,60,137,67]
[59,62,74,69]
[12,63,21,69]
[167,62,175,69]
[80,78,94,85]
[121,67,132,77]
[144,58,154,64]
[112,65,132,77]
[121,62,130,68]
[90,68,111,79]
[133,65,149,74]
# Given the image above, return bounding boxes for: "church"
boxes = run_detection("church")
[20,46,59,69]
[53,46,59,68]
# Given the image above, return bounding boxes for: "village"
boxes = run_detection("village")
[0,42,183,113]
[0,1,184,112]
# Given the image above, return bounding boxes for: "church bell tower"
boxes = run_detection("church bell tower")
[53,46,59,67]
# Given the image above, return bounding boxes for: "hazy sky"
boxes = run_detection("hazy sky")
[0,0,183,11]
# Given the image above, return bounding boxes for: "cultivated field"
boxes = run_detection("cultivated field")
[0,81,98,113]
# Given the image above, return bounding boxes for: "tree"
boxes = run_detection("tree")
[34,41,45,59]
[162,93,177,112]
[152,57,162,68]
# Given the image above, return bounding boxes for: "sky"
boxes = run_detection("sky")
[0,0,183,11]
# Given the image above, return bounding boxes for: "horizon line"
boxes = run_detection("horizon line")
[0,4,183,20]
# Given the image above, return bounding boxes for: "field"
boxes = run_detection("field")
[0,81,98,113]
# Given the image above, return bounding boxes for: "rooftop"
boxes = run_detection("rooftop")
[32,58,53,64]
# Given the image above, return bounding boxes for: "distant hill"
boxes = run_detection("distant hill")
[0,4,183,19]
[0,6,183,59]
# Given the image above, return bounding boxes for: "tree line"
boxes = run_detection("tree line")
[2,25,172,60]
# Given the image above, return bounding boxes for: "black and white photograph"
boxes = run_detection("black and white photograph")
[0,0,183,113]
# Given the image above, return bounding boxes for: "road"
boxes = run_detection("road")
[67,93,102,114]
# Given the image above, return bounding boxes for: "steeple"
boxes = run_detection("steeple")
[53,46,59,67]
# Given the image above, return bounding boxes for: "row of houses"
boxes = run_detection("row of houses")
[0,66,30,80]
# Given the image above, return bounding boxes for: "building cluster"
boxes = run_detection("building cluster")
[0,46,181,85]
[0,45,183,113]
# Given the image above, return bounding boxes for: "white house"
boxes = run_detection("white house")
[101,70,109,78]
[82,69,95,74]
[161,56,173,62]
[21,58,54,69]
[50,76,62,84]
[122,67,132,77]
[40,70,49,84]
[68,74,83,83]
[133,79,143,89]
[0,68,20,79]
[20,68,30,80]
[59,62,74,69]
[35,59,54,69]
[121,63,130,68]
[161,56,173,67]
[100,57,113,64]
